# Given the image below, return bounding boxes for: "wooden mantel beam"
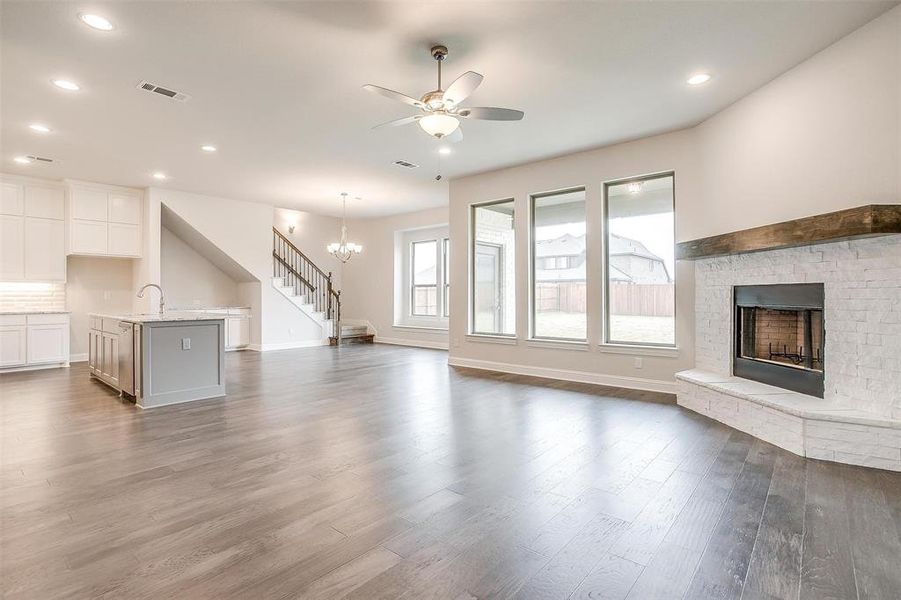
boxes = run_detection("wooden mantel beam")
[676,204,901,260]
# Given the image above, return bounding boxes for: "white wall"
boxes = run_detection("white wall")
[140,187,325,349]
[66,256,135,359]
[445,5,900,392]
[273,208,343,290]
[449,130,698,393]
[342,207,450,349]
[690,5,900,241]
[160,227,240,308]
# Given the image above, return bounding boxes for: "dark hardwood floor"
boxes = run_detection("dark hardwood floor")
[2,345,900,599]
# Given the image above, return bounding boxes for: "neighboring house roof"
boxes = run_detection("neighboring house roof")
[608,234,662,261]
[535,233,585,258]
[534,232,671,283]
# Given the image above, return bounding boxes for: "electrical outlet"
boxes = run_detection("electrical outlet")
[288,328,294,335]
[633,357,643,369]
[103,290,111,301]
[452,336,460,348]
[182,338,191,350]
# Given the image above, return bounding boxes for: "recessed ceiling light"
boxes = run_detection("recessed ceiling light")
[152,172,167,180]
[14,156,33,164]
[52,79,80,91]
[29,124,51,133]
[438,147,452,155]
[201,145,217,153]
[687,73,712,86]
[79,14,114,31]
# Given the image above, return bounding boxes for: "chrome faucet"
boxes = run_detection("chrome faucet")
[137,283,166,316]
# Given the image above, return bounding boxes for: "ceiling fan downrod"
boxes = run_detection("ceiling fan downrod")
[431,45,448,90]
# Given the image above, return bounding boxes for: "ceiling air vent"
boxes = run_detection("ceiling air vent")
[393,160,419,169]
[27,155,53,163]
[137,80,191,102]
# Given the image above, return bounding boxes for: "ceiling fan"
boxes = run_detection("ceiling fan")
[363,45,524,142]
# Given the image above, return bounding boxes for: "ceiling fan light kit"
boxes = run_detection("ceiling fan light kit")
[363,44,524,141]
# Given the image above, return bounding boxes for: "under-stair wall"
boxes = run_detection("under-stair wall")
[137,188,329,350]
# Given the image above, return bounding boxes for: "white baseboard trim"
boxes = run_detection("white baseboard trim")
[70,353,88,363]
[0,362,69,373]
[377,337,449,351]
[447,356,677,394]
[252,340,329,352]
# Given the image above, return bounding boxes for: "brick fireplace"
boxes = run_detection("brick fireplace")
[676,210,901,471]
[733,283,824,397]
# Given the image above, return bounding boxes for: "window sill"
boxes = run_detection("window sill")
[598,343,680,358]
[466,334,518,345]
[525,338,590,351]
[393,324,448,332]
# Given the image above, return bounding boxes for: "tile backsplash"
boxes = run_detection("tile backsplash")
[0,282,66,312]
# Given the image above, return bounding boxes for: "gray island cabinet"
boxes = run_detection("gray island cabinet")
[89,312,226,409]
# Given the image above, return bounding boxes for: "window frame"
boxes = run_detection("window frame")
[469,198,516,337]
[529,186,588,342]
[442,238,450,318]
[602,171,676,348]
[410,239,439,317]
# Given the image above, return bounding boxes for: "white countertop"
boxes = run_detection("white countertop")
[0,310,70,315]
[90,311,228,323]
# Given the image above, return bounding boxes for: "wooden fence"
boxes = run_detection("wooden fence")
[535,281,674,317]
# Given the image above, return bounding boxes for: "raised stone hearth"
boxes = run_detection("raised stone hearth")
[677,369,901,471]
[678,232,901,471]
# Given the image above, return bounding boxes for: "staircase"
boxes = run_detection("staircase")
[272,228,372,346]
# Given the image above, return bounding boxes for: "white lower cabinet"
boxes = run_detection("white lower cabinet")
[27,324,69,364]
[0,325,27,368]
[0,314,69,371]
[226,316,251,349]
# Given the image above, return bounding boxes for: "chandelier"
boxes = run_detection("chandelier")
[327,193,362,263]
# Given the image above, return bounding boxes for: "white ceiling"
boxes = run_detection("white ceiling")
[1,1,895,218]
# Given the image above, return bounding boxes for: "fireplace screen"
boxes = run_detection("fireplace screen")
[734,283,825,397]
[737,307,823,371]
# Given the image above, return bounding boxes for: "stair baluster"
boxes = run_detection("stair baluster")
[272,228,342,343]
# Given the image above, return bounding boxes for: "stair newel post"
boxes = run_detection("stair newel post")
[336,290,342,345]
[327,272,338,345]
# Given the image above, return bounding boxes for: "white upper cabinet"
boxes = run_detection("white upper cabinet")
[108,193,141,224]
[70,187,108,221]
[108,222,140,256]
[0,214,25,279]
[24,217,66,280]
[66,181,142,258]
[70,219,109,255]
[24,186,64,220]
[1,182,24,215]
[0,176,66,282]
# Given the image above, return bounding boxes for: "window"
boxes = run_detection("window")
[471,199,515,336]
[443,238,450,317]
[412,240,437,316]
[604,173,675,346]
[531,188,587,340]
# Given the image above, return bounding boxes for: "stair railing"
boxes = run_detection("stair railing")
[272,228,341,341]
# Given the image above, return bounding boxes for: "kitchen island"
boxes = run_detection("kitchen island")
[89,312,226,409]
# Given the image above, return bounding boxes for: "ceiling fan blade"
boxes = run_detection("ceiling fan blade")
[444,127,463,143]
[372,115,422,129]
[457,107,524,121]
[362,84,424,108]
[443,71,483,106]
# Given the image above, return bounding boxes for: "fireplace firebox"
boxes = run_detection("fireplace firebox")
[733,283,824,397]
